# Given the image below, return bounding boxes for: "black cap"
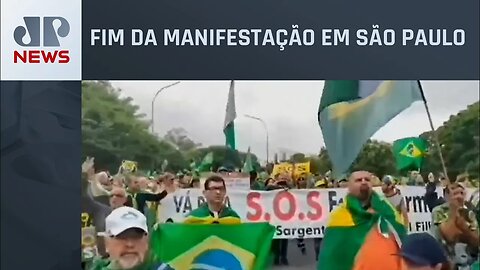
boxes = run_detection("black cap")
[395,233,448,267]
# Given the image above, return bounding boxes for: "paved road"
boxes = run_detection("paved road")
[272,239,318,270]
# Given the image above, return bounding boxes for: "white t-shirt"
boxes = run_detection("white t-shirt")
[386,191,404,211]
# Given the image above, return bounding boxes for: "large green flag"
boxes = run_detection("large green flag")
[393,137,428,172]
[242,147,254,173]
[318,80,423,177]
[150,223,275,270]
[197,152,214,172]
[224,80,237,150]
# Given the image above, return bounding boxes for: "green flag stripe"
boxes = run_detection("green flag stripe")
[319,80,360,113]
[224,122,235,149]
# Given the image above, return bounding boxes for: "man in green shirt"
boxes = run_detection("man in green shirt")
[184,175,241,224]
[430,183,479,268]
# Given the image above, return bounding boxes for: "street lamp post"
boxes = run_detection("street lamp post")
[151,81,181,134]
[244,114,270,164]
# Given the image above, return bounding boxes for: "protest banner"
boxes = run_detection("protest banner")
[158,186,478,239]
[271,162,310,179]
[200,172,250,190]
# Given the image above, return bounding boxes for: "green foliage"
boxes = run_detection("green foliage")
[190,146,261,172]
[309,140,396,177]
[82,81,188,173]
[421,102,480,180]
[349,139,396,177]
[164,127,202,152]
[290,153,306,163]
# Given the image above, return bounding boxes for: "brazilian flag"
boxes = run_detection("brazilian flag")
[392,137,428,172]
[318,192,407,270]
[150,223,275,270]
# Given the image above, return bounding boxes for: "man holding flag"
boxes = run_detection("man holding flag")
[318,170,407,270]
[184,175,241,224]
[148,173,274,270]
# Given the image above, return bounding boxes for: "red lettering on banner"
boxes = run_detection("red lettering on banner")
[306,191,323,221]
[246,192,262,221]
[273,191,296,221]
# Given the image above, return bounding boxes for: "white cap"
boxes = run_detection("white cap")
[102,206,148,237]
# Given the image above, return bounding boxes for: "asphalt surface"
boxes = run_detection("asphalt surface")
[271,239,318,270]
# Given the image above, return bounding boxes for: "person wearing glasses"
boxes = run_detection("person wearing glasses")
[184,175,241,224]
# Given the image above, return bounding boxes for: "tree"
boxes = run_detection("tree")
[316,147,334,175]
[420,102,480,180]
[316,140,396,178]
[290,153,307,163]
[191,146,261,172]
[164,127,202,152]
[82,81,189,173]
[349,139,396,178]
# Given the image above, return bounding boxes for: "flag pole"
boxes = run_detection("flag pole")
[417,81,449,181]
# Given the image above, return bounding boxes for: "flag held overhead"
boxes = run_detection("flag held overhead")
[318,80,423,178]
[224,80,237,150]
[393,137,429,172]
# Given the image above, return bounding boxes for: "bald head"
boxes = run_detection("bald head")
[348,171,373,201]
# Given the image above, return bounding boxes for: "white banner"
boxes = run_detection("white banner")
[157,186,479,239]
[200,173,250,191]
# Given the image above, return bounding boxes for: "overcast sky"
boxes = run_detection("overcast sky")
[109,80,479,162]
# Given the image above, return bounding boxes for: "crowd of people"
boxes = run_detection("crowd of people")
[81,156,480,270]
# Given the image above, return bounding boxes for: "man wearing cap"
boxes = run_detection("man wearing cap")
[430,183,479,269]
[337,177,348,188]
[382,175,409,229]
[91,206,175,270]
[314,177,328,189]
[396,232,450,270]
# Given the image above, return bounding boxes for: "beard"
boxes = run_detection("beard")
[117,253,144,269]
[358,185,371,201]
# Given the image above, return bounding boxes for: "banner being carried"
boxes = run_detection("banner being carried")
[158,186,478,239]
[200,172,250,190]
[271,162,310,179]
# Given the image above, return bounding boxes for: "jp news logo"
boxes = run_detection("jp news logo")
[13,16,70,63]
